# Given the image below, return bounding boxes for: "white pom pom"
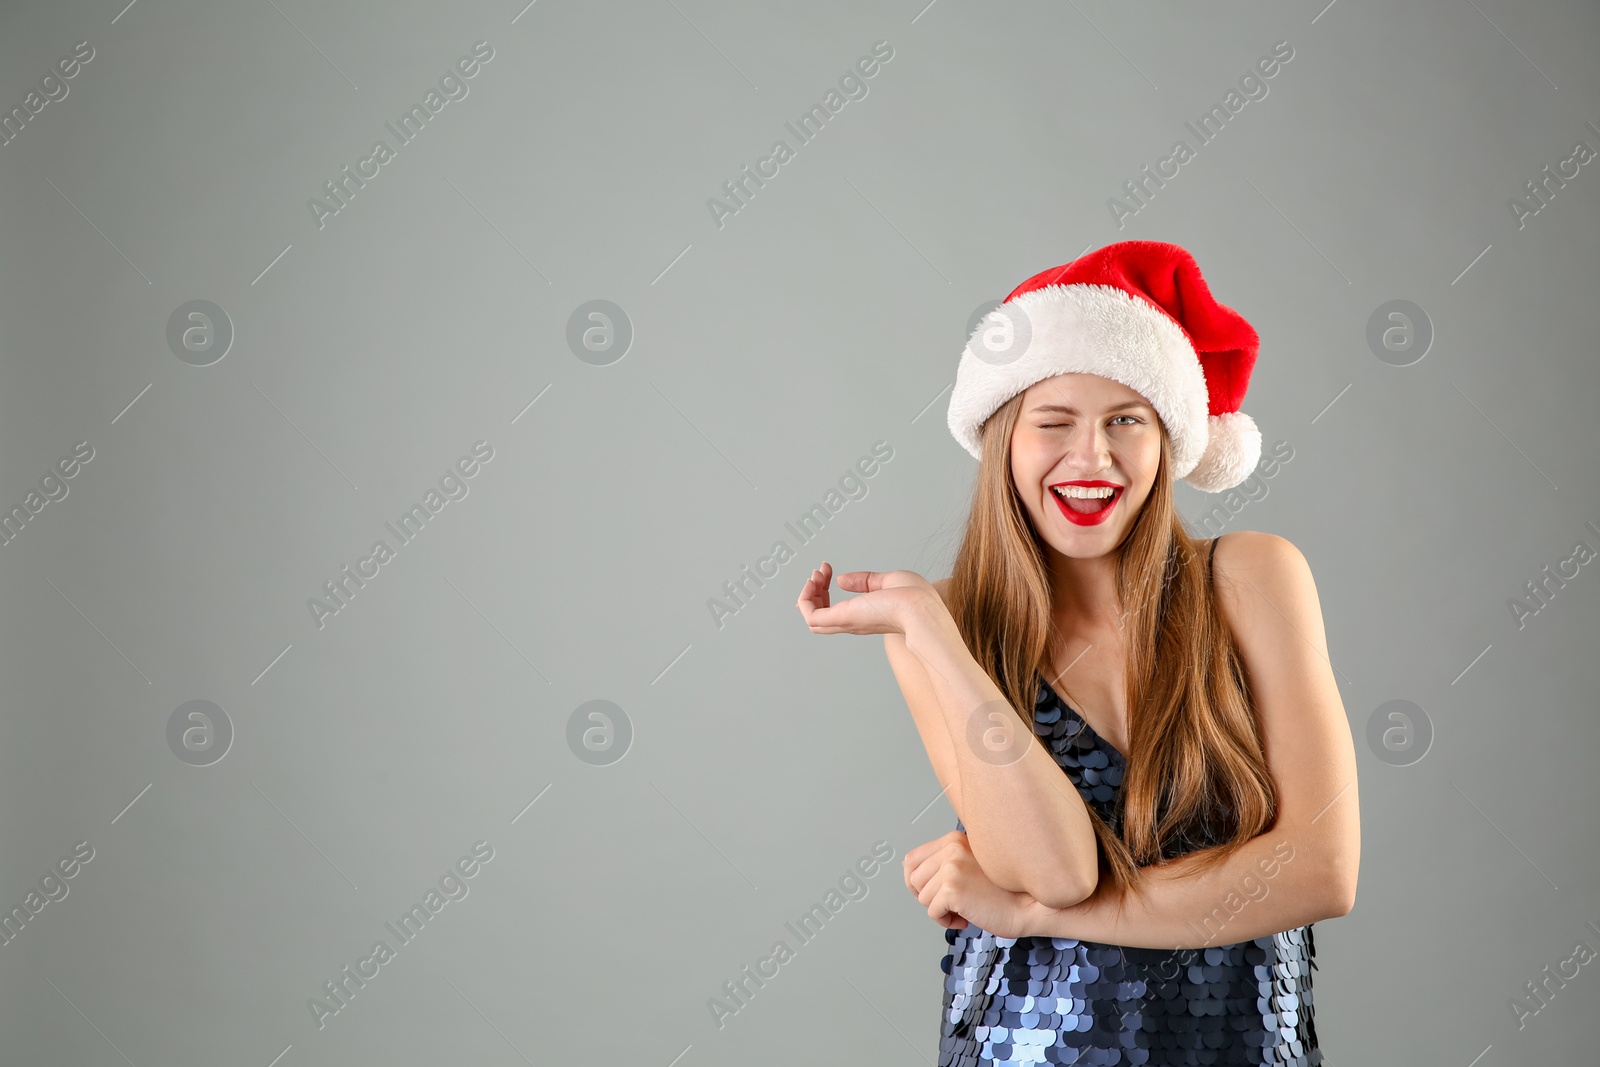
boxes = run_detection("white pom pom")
[1183,412,1262,493]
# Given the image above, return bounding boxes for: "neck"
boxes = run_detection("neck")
[1048,547,1126,636]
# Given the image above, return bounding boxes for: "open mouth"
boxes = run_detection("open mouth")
[1058,489,1117,514]
[1050,484,1122,525]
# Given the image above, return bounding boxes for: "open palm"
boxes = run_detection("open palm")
[795,561,938,638]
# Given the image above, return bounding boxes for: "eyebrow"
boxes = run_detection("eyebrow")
[1027,400,1151,415]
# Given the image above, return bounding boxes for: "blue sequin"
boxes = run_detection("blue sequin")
[939,678,1323,1065]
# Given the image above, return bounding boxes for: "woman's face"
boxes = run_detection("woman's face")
[1009,373,1163,557]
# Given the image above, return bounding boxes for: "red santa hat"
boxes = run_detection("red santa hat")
[947,240,1262,493]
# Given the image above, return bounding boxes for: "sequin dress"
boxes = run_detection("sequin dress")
[938,547,1322,1065]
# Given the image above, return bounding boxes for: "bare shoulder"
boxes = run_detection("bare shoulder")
[1211,530,1313,577]
[1210,530,1329,660]
[930,576,953,606]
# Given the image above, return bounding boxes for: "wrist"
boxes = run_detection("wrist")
[1012,893,1061,938]
[902,591,960,660]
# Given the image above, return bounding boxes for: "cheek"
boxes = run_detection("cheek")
[1114,434,1160,473]
[1010,442,1048,484]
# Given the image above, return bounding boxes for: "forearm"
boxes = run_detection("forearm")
[903,604,1098,907]
[883,632,967,824]
[1012,832,1341,949]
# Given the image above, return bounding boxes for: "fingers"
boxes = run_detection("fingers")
[902,835,938,876]
[904,848,930,895]
[795,562,874,607]
[795,566,830,619]
[902,831,963,884]
[921,861,975,928]
[809,566,828,595]
[835,569,872,590]
[904,839,959,897]
[797,564,903,636]
[916,862,943,908]
[905,844,973,931]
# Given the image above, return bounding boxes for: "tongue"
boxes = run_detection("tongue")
[1064,493,1110,514]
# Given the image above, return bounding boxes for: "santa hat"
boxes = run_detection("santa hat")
[947,240,1262,493]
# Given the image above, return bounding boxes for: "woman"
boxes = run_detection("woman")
[797,241,1358,1064]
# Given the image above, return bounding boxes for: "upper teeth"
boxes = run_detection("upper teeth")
[1053,485,1116,498]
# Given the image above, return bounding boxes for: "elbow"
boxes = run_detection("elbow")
[1323,889,1355,920]
[1025,861,1099,911]
[1327,880,1357,918]
[1320,859,1359,919]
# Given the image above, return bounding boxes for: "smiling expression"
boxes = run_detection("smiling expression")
[1009,373,1163,555]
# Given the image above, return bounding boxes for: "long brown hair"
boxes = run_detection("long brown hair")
[942,390,1278,894]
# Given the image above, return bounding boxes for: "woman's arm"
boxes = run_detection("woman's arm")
[884,627,965,824]
[900,594,1101,909]
[802,564,1094,906]
[1012,531,1360,945]
[1011,827,1350,948]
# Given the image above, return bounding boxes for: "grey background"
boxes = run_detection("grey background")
[1,0,1597,1063]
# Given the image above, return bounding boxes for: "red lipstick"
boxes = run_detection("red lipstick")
[1048,479,1124,527]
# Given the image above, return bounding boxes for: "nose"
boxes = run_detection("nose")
[1063,421,1113,476]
